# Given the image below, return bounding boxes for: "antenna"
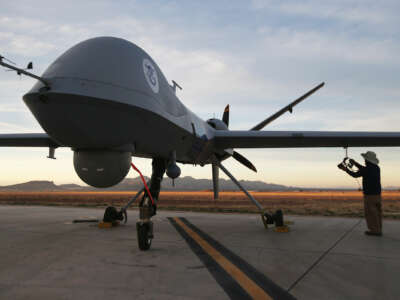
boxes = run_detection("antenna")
[171,80,182,93]
[5,61,33,74]
[0,55,50,88]
[1,56,16,65]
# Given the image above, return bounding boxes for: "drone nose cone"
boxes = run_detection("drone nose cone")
[23,90,146,148]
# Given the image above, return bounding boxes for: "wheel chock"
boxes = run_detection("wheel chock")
[98,221,119,229]
[261,211,291,232]
[274,225,290,233]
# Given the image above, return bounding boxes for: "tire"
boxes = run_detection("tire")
[103,206,123,223]
[103,206,118,222]
[136,222,152,251]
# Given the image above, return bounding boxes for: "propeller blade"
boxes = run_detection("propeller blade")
[222,104,229,127]
[212,163,219,200]
[232,151,257,172]
[250,82,324,131]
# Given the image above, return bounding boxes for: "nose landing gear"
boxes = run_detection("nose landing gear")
[136,196,156,250]
[137,222,153,250]
[101,158,166,251]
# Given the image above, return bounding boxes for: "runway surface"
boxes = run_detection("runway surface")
[0,205,399,299]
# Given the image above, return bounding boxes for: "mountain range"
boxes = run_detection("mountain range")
[0,176,296,192]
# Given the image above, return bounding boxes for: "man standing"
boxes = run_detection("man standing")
[338,151,382,236]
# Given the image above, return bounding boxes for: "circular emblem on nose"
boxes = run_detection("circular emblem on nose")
[143,58,159,93]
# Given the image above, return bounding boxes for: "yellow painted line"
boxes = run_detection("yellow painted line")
[173,217,272,300]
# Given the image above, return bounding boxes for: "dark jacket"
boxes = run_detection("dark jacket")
[346,161,381,195]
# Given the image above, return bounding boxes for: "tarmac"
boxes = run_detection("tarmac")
[0,205,399,299]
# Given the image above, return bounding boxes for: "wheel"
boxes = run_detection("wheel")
[263,212,274,224]
[103,206,124,223]
[103,206,118,222]
[136,222,152,251]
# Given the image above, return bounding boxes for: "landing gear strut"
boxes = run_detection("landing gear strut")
[135,158,166,251]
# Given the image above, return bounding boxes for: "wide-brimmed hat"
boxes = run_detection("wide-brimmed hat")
[361,151,379,165]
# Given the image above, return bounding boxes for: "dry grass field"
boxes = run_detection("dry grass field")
[0,190,399,219]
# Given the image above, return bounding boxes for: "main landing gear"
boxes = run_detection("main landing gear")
[215,159,288,231]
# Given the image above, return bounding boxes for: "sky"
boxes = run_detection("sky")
[0,0,399,188]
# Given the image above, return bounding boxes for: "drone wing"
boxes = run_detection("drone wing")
[0,133,60,147]
[214,131,400,149]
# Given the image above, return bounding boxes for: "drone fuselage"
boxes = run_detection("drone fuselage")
[23,37,216,165]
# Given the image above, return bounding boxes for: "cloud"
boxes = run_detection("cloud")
[0,2,399,186]
[0,104,27,113]
[2,11,397,131]
[256,26,400,65]
[0,17,57,56]
[251,0,398,26]
[0,121,39,133]
[0,16,48,31]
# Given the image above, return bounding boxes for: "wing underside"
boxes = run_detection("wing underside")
[0,133,60,147]
[214,130,400,149]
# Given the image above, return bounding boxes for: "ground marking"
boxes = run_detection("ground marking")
[170,217,296,300]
